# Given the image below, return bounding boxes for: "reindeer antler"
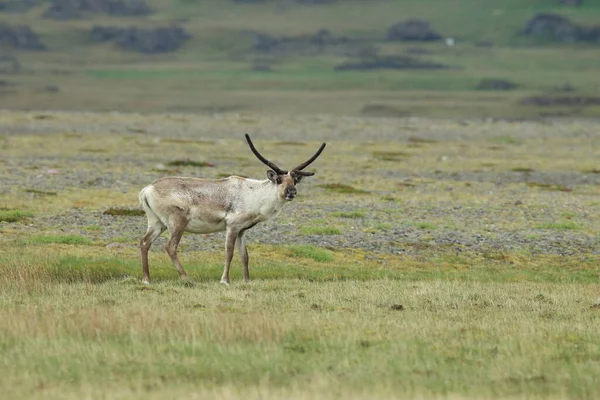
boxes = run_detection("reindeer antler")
[245,134,287,175]
[292,142,326,176]
[245,134,326,176]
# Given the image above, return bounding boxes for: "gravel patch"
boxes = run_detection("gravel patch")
[1,111,599,259]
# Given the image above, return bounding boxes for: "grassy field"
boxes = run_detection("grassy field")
[1,0,600,117]
[1,110,600,399]
[1,1,600,398]
[1,255,599,400]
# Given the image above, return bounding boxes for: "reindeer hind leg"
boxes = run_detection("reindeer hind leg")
[140,212,166,285]
[164,213,189,281]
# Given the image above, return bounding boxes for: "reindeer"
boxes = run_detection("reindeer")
[138,134,326,285]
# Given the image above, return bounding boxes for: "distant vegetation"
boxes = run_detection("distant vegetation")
[0,0,599,117]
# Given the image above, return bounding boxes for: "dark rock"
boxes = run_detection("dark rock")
[44,0,152,20]
[0,24,45,50]
[89,25,124,42]
[335,55,450,71]
[43,1,81,19]
[578,25,600,42]
[310,29,337,46]
[523,13,600,43]
[0,0,41,13]
[253,33,281,51]
[524,13,581,42]
[552,82,575,92]
[115,26,190,53]
[102,0,151,15]
[293,0,337,4]
[386,19,442,42]
[89,25,191,53]
[252,29,355,56]
[476,78,518,91]
[42,85,60,93]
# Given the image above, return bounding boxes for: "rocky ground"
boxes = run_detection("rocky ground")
[1,111,599,260]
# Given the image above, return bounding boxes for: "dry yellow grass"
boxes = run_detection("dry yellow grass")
[1,254,599,399]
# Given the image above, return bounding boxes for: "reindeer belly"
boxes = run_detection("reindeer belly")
[184,220,225,234]
[184,208,227,234]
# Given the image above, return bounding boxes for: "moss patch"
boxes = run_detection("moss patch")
[0,209,34,223]
[167,160,215,167]
[103,207,145,217]
[28,235,94,245]
[372,151,411,161]
[300,226,342,235]
[24,189,58,196]
[286,245,333,262]
[318,184,369,194]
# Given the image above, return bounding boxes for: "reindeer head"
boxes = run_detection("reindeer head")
[245,134,326,201]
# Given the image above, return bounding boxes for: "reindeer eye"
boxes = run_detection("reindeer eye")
[276,177,282,184]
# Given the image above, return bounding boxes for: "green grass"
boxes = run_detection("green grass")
[561,211,578,219]
[536,221,583,231]
[414,222,437,230]
[0,209,33,223]
[27,235,94,246]
[490,136,522,145]
[0,246,599,399]
[286,245,334,262]
[110,236,136,244]
[512,167,536,173]
[372,222,392,231]
[86,69,199,80]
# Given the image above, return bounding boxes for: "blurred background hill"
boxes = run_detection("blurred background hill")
[0,0,599,118]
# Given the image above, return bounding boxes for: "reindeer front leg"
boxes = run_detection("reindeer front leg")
[220,227,239,285]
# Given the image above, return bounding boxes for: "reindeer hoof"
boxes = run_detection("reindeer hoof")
[220,280,230,286]
[142,279,150,285]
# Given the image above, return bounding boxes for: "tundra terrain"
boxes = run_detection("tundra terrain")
[1,111,599,399]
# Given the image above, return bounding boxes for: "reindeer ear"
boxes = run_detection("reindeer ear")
[266,170,281,184]
[292,172,304,184]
